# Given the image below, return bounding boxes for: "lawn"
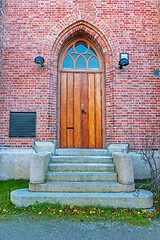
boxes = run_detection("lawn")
[0,179,159,225]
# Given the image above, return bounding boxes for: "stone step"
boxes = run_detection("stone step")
[49,163,115,172]
[51,156,113,163]
[29,181,135,193]
[46,171,117,182]
[11,189,153,209]
[56,148,109,156]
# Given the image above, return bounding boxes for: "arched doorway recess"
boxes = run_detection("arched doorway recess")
[58,37,104,148]
[49,20,116,148]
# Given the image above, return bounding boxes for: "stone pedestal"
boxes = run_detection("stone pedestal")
[30,151,50,184]
[107,143,129,155]
[113,152,134,185]
[33,141,56,155]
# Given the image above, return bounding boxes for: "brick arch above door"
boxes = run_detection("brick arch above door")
[48,20,118,146]
[50,19,117,68]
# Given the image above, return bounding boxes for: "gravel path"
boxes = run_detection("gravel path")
[0,217,160,240]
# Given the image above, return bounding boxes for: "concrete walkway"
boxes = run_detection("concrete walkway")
[0,217,160,240]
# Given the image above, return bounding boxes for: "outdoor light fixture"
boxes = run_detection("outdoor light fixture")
[119,53,129,69]
[34,56,45,67]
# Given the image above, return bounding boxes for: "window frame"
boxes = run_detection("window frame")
[59,37,103,73]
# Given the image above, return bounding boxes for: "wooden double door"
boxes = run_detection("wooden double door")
[60,71,102,148]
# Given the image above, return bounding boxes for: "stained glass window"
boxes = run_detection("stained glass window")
[62,56,74,69]
[75,56,86,69]
[62,40,100,70]
[75,41,88,54]
[88,57,99,69]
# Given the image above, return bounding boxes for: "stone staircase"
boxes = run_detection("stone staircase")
[29,148,135,193]
[11,148,153,208]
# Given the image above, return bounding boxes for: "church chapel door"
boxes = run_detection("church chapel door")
[59,38,103,148]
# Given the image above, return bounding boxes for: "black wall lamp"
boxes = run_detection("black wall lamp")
[119,53,129,69]
[34,56,45,67]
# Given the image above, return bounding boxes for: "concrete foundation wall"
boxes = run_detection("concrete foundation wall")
[0,147,159,180]
[0,148,35,180]
[107,143,160,180]
[128,152,151,180]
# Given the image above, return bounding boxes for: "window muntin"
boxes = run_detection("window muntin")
[62,40,100,70]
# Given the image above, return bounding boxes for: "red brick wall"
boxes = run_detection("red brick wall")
[0,0,159,149]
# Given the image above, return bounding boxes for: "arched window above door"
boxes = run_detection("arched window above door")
[62,40,100,70]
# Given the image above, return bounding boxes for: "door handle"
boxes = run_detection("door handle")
[81,109,87,114]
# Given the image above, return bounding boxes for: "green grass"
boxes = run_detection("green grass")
[0,179,160,225]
